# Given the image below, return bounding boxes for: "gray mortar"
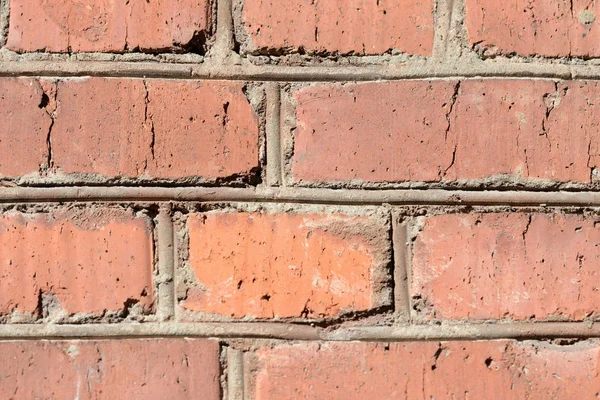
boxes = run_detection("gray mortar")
[265,82,282,186]
[392,215,412,322]
[4,321,600,342]
[5,187,600,208]
[231,0,251,55]
[280,83,298,187]
[208,0,238,63]
[0,0,8,48]
[226,347,245,400]
[241,82,267,185]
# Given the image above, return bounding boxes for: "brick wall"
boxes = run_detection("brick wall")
[0,0,599,398]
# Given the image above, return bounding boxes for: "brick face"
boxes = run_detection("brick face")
[0,78,51,178]
[52,78,150,178]
[289,81,457,184]
[289,80,600,186]
[182,212,392,319]
[466,0,600,58]
[412,213,600,321]
[251,341,600,399]
[0,339,221,399]
[144,80,260,180]
[0,209,153,317]
[50,78,259,181]
[240,0,434,55]
[6,0,211,53]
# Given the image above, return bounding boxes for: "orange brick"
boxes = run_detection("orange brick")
[0,209,153,316]
[7,0,211,53]
[466,0,600,58]
[0,339,221,399]
[251,341,600,399]
[0,78,51,178]
[412,213,600,320]
[182,212,392,319]
[51,78,259,181]
[240,0,434,55]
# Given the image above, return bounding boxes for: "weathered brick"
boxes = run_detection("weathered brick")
[181,212,392,319]
[466,0,600,58]
[0,339,221,399]
[412,213,600,321]
[51,78,150,178]
[0,78,51,178]
[445,80,600,182]
[251,340,600,399]
[51,78,259,181]
[289,81,458,184]
[240,0,434,55]
[290,80,600,185]
[0,209,153,317]
[144,80,260,180]
[7,0,211,53]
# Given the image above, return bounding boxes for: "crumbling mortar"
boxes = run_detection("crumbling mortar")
[12,172,266,188]
[142,80,156,173]
[242,82,267,186]
[280,84,298,187]
[219,343,228,400]
[38,79,58,176]
[0,0,8,48]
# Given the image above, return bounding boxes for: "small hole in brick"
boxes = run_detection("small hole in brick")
[38,93,50,109]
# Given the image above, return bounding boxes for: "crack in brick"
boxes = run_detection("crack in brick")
[588,140,594,182]
[441,81,461,179]
[142,80,156,173]
[522,215,533,243]
[540,83,562,151]
[38,80,58,176]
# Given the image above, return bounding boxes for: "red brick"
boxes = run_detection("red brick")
[52,78,150,178]
[251,340,600,399]
[7,0,211,53]
[446,80,600,182]
[0,209,153,316]
[0,339,221,399]
[290,80,600,185]
[240,0,434,55]
[289,81,458,184]
[466,0,600,58]
[0,78,51,178]
[145,80,260,180]
[51,78,259,181]
[181,212,392,319]
[412,213,600,321]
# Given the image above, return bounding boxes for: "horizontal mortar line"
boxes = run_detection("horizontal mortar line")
[0,322,599,341]
[3,60,600,81]
[2,186,600,206]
